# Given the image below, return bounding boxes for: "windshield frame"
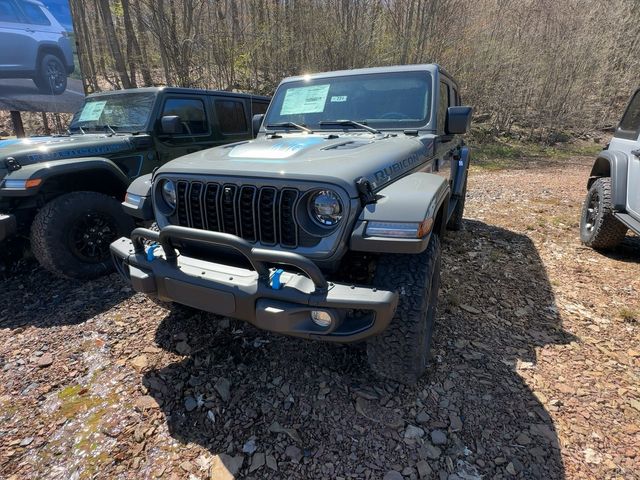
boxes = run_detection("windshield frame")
[263,70,434,133]
[69,91,158,134]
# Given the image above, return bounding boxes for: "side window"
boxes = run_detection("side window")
[251,101,268,116]
[22,3,50,25]
[215,99,248,134]
[161,98,208,135]
[437,82,450,134]
[616,90,640,140]
[0,0,22,22]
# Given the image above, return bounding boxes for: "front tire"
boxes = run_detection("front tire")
[33,54,67,95]
[580,177,627,249]
[366,235,441,384]
[31,191,134,279]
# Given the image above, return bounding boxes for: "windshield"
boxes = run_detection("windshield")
[264,71,432,131]
[69,93,156,133]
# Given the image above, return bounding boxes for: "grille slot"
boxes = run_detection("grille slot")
[279,189,299,248]
[173,181,309,248]
[220,184,239,235]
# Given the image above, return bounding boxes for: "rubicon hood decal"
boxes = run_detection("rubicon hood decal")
[228,137,326,159]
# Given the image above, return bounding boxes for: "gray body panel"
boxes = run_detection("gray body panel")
[114,64,473,342]
[155,132,436,198]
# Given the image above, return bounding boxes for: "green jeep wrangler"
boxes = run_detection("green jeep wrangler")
[0,87,269,278]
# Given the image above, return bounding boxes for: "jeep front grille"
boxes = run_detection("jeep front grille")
[173,181,316,248]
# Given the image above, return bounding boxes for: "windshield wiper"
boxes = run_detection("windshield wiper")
[266,122,313,133]
[319,120,380,134]
[94,124,118,135]
[68,125,86,135]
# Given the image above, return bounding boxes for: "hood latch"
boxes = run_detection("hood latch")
[5,157,21,172]
[355,177,377,206]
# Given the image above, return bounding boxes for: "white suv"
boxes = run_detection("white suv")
[580,88,640,249]
[0,0,74,95]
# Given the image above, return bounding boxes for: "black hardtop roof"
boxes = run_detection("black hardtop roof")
[87,87,270,102]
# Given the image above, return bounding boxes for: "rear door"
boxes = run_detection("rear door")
[0,0,36,72]
[212,96,252,144]
[610,89,640,220]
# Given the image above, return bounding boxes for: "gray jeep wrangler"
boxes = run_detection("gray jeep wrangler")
[580,88,640,249]
[111,65,473,382]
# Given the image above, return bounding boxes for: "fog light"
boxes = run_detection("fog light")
[311,310,332,327]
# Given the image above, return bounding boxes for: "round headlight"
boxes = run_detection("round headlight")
[161,179,176,211]
[309,190,342,226]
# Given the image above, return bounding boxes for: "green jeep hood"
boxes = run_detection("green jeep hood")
[0,134,136,179]
[157,133,436,197]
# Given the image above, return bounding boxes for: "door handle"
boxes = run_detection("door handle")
[631,149,640,159]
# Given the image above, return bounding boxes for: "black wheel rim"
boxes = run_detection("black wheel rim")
[45,60,65,91]
[584,189,600,232]
[68,212,118,263]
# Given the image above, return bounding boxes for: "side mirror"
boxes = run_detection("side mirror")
[252,114,265,137]
[445,106,473,135]
[161,115,183,135]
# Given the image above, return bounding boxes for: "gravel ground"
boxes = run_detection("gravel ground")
[1,156,638,480]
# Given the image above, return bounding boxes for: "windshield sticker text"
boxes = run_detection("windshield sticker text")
[330,96,347,102]
[79,101,107,122]
[280,85,330,115]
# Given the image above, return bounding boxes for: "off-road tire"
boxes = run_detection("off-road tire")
[580,177,627,250]
[366,235,441,384]
[447,177,468,231]
[31,191,134,279]
[33,54,67,95]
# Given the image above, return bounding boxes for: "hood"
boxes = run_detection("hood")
[0,134,136,177]
[157,133,435,197]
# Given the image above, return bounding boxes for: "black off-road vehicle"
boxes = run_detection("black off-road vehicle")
[111,65,472,383]
[580,88,640,249]
[0,87,269,278]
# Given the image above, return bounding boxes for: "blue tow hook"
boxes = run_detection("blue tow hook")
[146,242,160,262]
[270,268,284,290]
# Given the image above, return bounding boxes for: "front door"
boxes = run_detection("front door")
[609,89,640,220]
[154,95,216,164]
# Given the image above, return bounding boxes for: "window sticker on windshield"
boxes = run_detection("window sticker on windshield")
[79,101,107,122]
[330,96,347,102]
[280,85,330,115]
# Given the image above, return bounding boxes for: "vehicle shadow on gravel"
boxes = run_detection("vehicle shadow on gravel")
[598,234,640,264]
[143,219,573,479]
[0,259,132,329]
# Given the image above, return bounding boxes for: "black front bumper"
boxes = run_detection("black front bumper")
[0,213,17,242]
[110,226,398,342]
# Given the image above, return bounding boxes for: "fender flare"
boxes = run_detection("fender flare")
[0,157,130,198]
[452,145,471,197]
[350,171,449,254]
[588,150,628,210]
[123,173,154,220]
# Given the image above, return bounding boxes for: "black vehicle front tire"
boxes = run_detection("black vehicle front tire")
[366,235,441,384]
[580,177,627,250]
[33,54,68,95]
[31,191,134,279]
